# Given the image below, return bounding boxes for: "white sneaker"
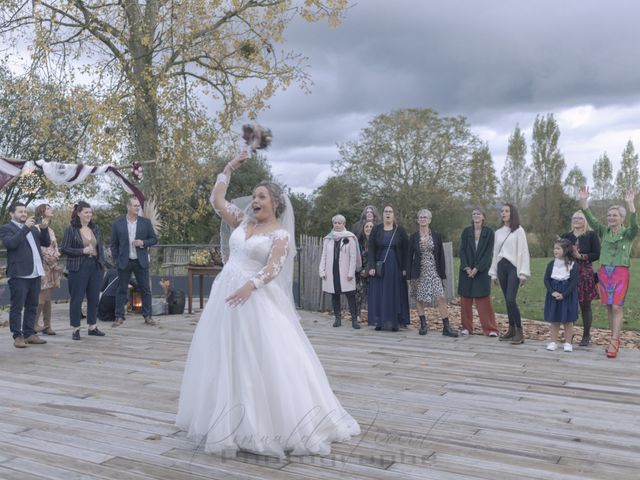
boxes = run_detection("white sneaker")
[546,342,557,351]
[563,343,573,352]
[488,332,498,337]
[460,329,469,336]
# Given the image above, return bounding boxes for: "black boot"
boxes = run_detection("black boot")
[347,293,359,329]
[510,327,524,344]
[419,315,428,335]
[499,324,515,341]
[442,318,458,337]
[333,317,341,327]
[579,302,592,346]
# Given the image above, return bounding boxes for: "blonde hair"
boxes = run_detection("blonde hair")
[571,210,591,233]
[417,208,432,219]
[608,205,626,219]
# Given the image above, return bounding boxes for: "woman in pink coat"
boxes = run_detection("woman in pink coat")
[319,214,361,329]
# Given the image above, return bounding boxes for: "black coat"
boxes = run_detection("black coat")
[458,225,494,297]
[560,230,601,263]
[367,224,408,272]
[407,230,445,280]
[0,222,51,277]
[61,224,106,272]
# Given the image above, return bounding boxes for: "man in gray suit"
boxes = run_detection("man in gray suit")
[0,202,51,347]
[110,197,158,326]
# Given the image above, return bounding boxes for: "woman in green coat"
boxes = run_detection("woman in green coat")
[579,187,638,358]
[458,208,499,336]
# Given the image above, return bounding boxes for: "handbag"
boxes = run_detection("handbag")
[375,227,397,278]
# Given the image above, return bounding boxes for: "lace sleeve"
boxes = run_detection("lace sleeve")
[210,173,244,227]
[250,230,290,289]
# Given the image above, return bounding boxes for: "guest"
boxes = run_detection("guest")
[351,205,380,237]
[34,204,63,335]
[0,202,51,348]
[458,207,499,337]
[544,238,579,352]
[111,196,158,326]
[61,201,106,340]
[560,210,601,346]
[579,187,638,358]
[319,214,361,329]
[367,205,409,331]
[407,209,457,337]
[489,203,530,345]
[356,220,374,320]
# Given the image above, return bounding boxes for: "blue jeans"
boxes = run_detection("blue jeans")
[8,277,41,338]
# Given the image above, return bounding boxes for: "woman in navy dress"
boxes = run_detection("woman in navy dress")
[367,205,409,331]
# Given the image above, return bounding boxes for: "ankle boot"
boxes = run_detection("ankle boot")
[499,325,515,341]
[351,318,360,329]
[333,317,341,327]
[442,318,458,337]
[34,304,44,333]
[42,300,56,335]
[418,315,428,335]
[510,327,524,344]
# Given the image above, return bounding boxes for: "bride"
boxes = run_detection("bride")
[176,150,360,458]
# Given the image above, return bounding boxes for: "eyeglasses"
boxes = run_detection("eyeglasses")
[571,217,584,221]
[417,216,430,219]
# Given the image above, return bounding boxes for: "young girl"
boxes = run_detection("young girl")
[544,238,579,352]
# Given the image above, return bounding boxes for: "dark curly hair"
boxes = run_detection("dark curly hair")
[70,201,95,228]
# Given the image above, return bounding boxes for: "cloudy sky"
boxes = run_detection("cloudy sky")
[247,0,640,194]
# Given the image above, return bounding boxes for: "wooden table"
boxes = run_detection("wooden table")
[187,265,222,314]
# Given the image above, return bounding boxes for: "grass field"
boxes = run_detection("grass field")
[454,258,640,332]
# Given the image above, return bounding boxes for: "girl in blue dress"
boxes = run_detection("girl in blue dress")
[543,238,579,352]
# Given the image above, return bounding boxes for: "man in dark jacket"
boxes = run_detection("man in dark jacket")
[110,196,157,326]
[0,202,51,347]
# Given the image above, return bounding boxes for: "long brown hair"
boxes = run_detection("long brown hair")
[70,201,94,228]
[503,203,521,231]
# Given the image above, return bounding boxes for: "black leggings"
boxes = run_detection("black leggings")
[580,300,593,335]
[332,292,357,321]
[497,258,522,328]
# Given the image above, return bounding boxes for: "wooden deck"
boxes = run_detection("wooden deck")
[0,305,639,480]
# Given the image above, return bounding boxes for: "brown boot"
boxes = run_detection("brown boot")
[41,300,56,335]
[499,325,515,341]
[25,334,47,345]
[510,327,525,345]
[34,304,44,333]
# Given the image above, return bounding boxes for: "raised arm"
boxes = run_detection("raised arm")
[210,150,250,228]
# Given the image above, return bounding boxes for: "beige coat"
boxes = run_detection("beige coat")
[319,232,360,294]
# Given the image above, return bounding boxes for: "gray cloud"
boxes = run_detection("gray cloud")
[251,0,640,191]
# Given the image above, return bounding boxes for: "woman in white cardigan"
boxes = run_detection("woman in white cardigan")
[489,203,531,344]
[319,214,361,329]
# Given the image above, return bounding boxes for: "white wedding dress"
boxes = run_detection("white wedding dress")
[176,210,360,458]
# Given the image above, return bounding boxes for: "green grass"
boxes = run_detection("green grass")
[454,258,640,332]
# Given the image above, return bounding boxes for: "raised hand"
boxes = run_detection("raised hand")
[227,149,250,172]
[625,190,636,212]
[578,186,589,208]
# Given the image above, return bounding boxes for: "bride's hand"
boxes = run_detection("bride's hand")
[226,281,255,307]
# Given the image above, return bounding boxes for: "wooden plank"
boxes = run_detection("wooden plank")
[0,304,639,480]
